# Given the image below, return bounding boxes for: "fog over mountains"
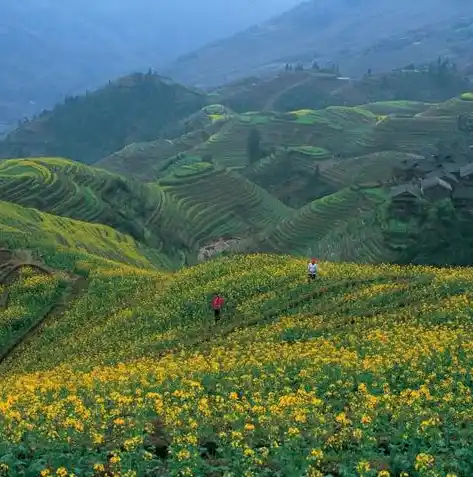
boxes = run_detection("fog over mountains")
[0,0,299,130]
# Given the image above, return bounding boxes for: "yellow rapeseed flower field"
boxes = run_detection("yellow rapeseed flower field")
[0,254,472,476]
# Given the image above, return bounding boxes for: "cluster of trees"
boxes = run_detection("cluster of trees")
[283,62,340,74]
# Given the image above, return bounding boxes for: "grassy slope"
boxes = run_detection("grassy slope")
[1,254,473,476]
[0,199,165,272]
[0,198,166,354]
[0,157,186,266]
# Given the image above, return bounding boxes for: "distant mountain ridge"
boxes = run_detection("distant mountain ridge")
[166,0,473,87]
[0,0,299,129]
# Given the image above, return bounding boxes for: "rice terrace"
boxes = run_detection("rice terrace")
[3,5,473,476]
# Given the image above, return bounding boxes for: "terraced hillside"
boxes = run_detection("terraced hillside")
[0,200,166,272]
[113,106,378,172]
[364,115,460,154]
[321,151,424,188]
[243,147,337,207]
[1,253,473,476]
[0,158,187,266]
[97,108,230,180]
[156,162,292,249]
[253,186,388,256]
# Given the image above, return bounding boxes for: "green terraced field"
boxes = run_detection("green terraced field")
[361,100,433,116]
[418,96,473,117]
[321,151,423,187]
[0,200,166,272]
[157,163,293,248]
[255,186,387,255]
[363,116,459,153]
[243,149,338,207]
[187,106,376,169]
[97,119,228,181]
[0,158,186,266]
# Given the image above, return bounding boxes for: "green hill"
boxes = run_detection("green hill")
[0,199,165,272]
[0,72,208,164]
[1,252,473,476]
[0,157,186,265]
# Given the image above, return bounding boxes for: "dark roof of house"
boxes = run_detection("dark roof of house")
[421,177,453,192]
[424,170,459,183]
[460,163,473,178]
[390,184,422,199]
[453,186,473,200]
[415,161,436,173]
[443,163,461,174]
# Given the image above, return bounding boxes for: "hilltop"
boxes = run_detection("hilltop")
[1,249,473,475]
[2,61,469,166]
[0,73,207,164]
[166,0,473,87]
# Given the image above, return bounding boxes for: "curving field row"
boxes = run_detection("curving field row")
[0,200,167,271]
[259,186,386,255]
[157,166,293,249]
[361,100,433,116]
[1,254,473,475]
[363,116,459,153]
[418,96,473,118]
[0,158,186,267]
[321,151,422,187]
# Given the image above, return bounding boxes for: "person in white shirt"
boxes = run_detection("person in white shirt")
[307,258,318,283]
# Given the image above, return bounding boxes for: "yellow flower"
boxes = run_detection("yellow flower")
[361,414,372,424]
[110,455,121,465]
[40,470,51,477]
[56,468,68,477]
[356,461,371,474]
[306,467,324,477]
[93,464,105,472]
[176,449,191,461]
[310,448,324,460]
[244,423,255,431]
[377,471,391,477]
[0,464,8,474]
[414,453,434,471]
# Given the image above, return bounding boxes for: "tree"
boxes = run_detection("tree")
[247,129,262,164]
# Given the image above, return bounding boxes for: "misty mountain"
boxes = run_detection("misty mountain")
[0,0,299,131]
[166,0,473,87]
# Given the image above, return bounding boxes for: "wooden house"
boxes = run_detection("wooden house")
[389,184,423,214]
[420,177,453,202]
[459,163,473,183]
[452,185,473,214]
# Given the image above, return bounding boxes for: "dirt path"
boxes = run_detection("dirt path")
[0,250,89,366]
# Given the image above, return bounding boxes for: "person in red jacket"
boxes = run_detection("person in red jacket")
[212,293,225,323]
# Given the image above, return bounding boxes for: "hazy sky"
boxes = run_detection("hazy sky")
[0,0,303,125]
